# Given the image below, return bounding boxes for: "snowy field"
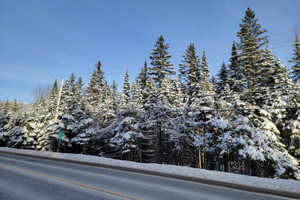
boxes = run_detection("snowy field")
[0,147,299,194]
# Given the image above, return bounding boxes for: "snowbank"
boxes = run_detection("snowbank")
[0,147,299,194]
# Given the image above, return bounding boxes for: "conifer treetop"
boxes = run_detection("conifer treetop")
[123,70,130,102]
[290,35,300,83]
[237,7,269,90]
[149,35,175,88]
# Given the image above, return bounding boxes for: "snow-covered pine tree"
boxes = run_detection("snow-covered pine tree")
[138,60,148,90]
[29,97,48,150]
[253,46,274,107]
[149,35,175,88]
[211,75,217,91]
[2,100,10,114]
[0,101,10,146]
[179,43,201,99]
[216,62,229,95]
[200,50,213,91]
[99,108,144,162]
[217,83,234,120]
[290,35,300,83]
[111,80,119,113]
[267,58,294,125]
[139,77,159,162]
[225,114,299,179]
[64,109,98,154]
[228,41,243,92]
[98,83,115,126]
[75,76,84,105]
[286,108,300,163]
[145,76,184,164]
[169,76,184,108]
[186,52,217,168]
[122,70,131,103]
[131,77,143,108]
[190,50,215,117]
[237,7,268,91]
[6,107,28,149]
[47,80,58,115]
[158,76,172,106]
[59,79,73,114]
[86,61,106,108]
[215,95,300,179]
[101,76,144,162]
[0,112,8,146]
[12,99,18,112]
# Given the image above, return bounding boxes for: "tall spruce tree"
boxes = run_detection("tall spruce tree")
[149,35,175,88]
[254,46,274,107]
[228,41,243,92]
[138,60,148,90]
[87,61,106,107]
[123,70,131,103]
[237,7,268,91]
[200,50,213,92]
[216,62,229,94]
[290,35,300,83]
[190,51,215,121]
[131,77,143,107]
[112,80,119,113]
[179,43,201,97]
[46,80,59,118]
[170,77,184,108]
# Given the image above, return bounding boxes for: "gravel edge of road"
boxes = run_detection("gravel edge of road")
[1,150,299,200]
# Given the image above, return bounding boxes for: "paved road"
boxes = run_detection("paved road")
[0,152,296,200]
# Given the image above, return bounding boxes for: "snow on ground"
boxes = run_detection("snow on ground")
[0,147,299,194]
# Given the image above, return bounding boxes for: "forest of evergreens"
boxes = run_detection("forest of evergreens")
[1,8,299,179]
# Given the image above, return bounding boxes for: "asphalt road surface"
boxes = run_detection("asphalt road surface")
[0,152,296,200]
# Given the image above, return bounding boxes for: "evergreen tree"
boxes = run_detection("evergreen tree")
[158,76,172,105]
[112,80,119,113]
[3,100,10,114]
[138,60,148,90]
[60,80,73,114]
[216,62,229,94]
[51,79,59,95]
[123,70,131,103]
[32,97,49,150]
[98,83,115,125]
[131,78,143,107]
[170,77,184,108]
[200,50,213,92]
[47,79,59,116]
[254,46,274,107]
[12,99,18,112]
[86,61,106,107]
[290,35,300,83]
[143,77,158,112]
[228,41,243,92]
[76,77,84,104]
[179,43,201,97]
[70,73,76,95]
[286,108,300,162]
[149,35,175,88]
[190,52,216,122]
[272,59,294,99]
[237,7,268,91]
[0,111,9,146]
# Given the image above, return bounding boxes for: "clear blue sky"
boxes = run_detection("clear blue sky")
[1,0,299,102]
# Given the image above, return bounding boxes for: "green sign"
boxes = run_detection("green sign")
[58,131,64,140]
